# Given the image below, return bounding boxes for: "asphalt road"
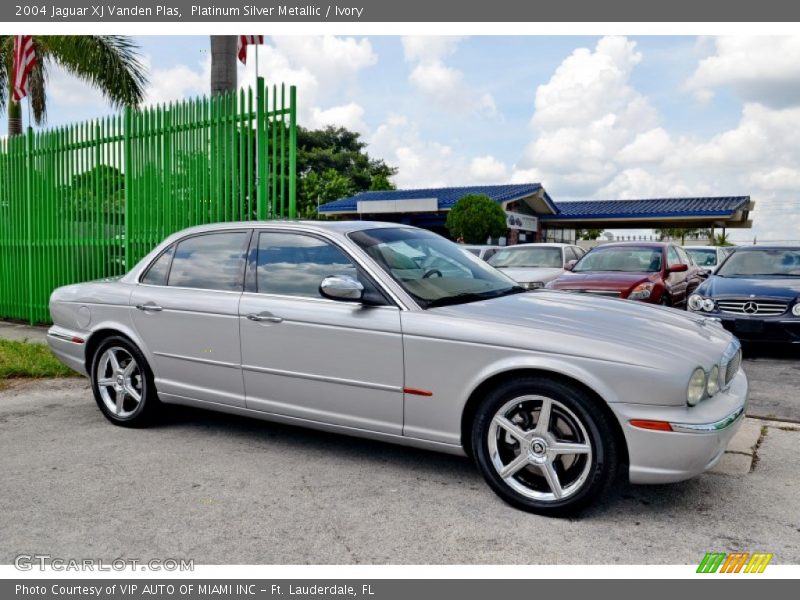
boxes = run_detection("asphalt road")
[1,377,798,565]
[742,345,800,422]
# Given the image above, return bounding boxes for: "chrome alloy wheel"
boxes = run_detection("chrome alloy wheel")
[95,346,143,419]
[487,395,593,502]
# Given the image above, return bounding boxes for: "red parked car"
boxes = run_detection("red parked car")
[547,242,705,307]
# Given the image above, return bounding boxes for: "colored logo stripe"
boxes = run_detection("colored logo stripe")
[697,552,773,573]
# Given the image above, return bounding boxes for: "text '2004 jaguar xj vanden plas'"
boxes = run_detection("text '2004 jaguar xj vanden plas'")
[47,221,747,516]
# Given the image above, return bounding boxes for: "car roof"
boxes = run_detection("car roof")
[591,241,668,249]
[684,246,722,251]
[732,245,800,251]
[169,219,415,237]
[503,242,572,249]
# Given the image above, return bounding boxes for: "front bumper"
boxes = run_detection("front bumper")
[610,368,748,484]
[715,313,800,343]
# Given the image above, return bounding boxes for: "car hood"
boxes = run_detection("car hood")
[551,271,656,290]
[700,275,800,299]
[495,266,563,283]
[432,290,733,367]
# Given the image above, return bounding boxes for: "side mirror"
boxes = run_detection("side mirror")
[698,269,711,279]
[667,263,689,273]
[319,275,364,302]
[564,260,577,271]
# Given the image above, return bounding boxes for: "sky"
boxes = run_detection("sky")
[13,35,800,242]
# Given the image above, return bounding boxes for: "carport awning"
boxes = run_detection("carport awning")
[543,196,754,229]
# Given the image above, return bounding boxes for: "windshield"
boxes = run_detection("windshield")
[686,248,718,267]
[573,246,663,273]
[488,246,562,268]
[716,249,800,277]
[349,228,525,307]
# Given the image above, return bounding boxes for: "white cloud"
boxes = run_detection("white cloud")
[144,55,209,105]
[470,155,508,182]
[46,64,108,109]
[686,37,800,107]
[511,35,800,241]
[401,36,496,117]
[401,36,465,63]
[308,102,367,134]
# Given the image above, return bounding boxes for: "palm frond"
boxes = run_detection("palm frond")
[37,35,148,109]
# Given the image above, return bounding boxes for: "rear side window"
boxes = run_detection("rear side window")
[142,246,174,286]
[168,232,249,291]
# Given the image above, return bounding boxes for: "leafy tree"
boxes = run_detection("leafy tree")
[577,228,604,241]
[655,228,701,245]
[713,232,733,246]
[446,194,508,244]
[301,126,396,217]
[0,36,147,136]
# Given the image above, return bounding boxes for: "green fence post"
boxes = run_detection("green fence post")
[289,85,297,219]
[123,107,132,270]
[25,127,34,324]
[255,77,267,220]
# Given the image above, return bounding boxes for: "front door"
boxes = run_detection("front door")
[239,230,404,435]
[130,230,251,407]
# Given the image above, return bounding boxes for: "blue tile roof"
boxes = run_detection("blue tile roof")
[544,196,750,220]
[318,183,557,213]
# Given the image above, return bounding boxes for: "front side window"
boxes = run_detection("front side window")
[349,227,523,308]
[168,232,249,291]
[667,246,681,267]
[573,246,663,273]
[255,232,368,298]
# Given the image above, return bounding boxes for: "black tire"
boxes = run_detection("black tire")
[471,376,618,517]
[660,294,672,307]
[90,335,160,427]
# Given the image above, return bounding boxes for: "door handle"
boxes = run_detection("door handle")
[246,312,283,323]
[135,302,163,312]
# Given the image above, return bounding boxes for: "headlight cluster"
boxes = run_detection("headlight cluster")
[628,282,654,301]
[688,294,716,312]
[793,303,800,316]
[686,365,723,406]
[520,281,545,290]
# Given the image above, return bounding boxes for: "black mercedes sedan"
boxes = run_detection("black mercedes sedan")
[688,245,800,343]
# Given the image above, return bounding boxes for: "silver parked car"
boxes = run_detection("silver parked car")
[487,243,586,289]
[47,221,747,516]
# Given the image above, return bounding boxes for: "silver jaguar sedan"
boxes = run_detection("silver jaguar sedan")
[47,221,747,516]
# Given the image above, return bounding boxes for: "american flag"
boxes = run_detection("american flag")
[237,35,264,65]
[12,35,37,102]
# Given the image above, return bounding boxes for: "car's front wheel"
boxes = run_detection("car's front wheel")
[90,336,159,427]
[472,376,618,516]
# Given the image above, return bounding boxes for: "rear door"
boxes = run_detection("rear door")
[665,245,690,306]
[130,229,251,407]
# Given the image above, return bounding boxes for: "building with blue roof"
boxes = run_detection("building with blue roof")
[318,184,754,243]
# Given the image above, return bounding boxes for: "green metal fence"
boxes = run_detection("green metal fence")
[0,78,296,324]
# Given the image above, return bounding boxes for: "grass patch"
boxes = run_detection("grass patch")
[0,339,77,383]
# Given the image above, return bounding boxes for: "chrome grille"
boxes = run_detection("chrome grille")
[717,299,788,316]
[724,348,742,386]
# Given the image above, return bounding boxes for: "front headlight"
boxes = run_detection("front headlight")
[629,282,654,300]
[793,303,800,316]
[521,281,544,290]
[707,365,720,396]
[688,294,704,311]
[687,367,707,406]
[702,298,716,312]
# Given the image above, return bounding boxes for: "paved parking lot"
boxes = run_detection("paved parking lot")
[1,367,798,565]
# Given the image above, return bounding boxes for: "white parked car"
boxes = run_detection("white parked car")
[684,246,734,274]
[462,244,501,261]
[487,243,586,289]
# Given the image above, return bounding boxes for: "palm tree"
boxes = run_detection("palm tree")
[713,232,733,246]
[654,228,701,245]
[0,36,147,136]
[210,35,237,95]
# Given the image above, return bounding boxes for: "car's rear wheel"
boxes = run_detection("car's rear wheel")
[471,376,618,516]
[90,336,159,427]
